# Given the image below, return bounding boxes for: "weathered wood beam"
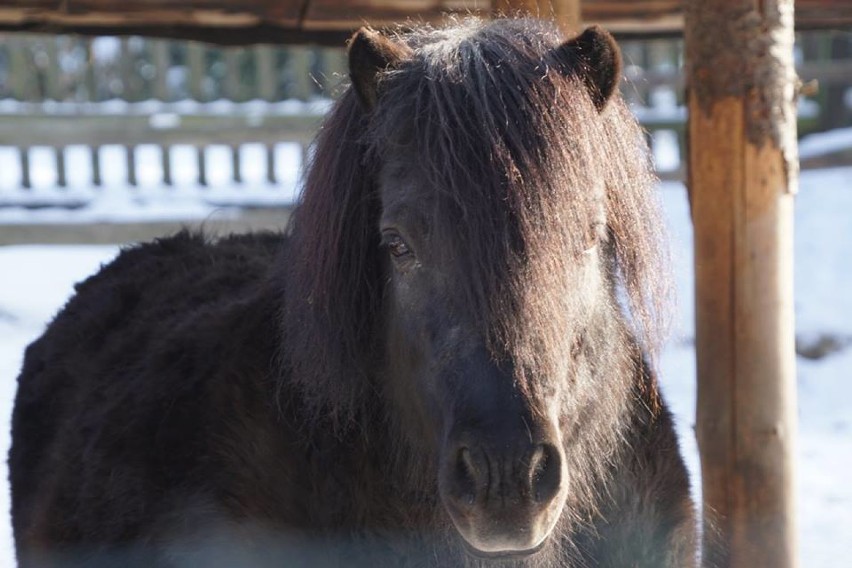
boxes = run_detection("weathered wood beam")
[0,22,354,46]
[0,1,850,43]
[686,1,798,566]
[0,0,305,25]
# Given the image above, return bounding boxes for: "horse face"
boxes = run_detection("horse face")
[377,163,583,558]
[352,22,624,559]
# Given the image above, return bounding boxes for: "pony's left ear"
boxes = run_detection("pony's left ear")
[348,27,412,110]
[551,26,622,112]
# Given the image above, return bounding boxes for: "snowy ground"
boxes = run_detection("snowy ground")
[659,167,852,568]
[0,165,850,565]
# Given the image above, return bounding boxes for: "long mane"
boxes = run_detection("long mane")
[283,17,670,426]
[282,90,384,429]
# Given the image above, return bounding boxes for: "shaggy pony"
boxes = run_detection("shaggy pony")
[10,17,697,568]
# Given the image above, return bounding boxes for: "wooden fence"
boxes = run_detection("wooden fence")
[0,36,345,193]
[0,31,850,195]
[0,100,325,190]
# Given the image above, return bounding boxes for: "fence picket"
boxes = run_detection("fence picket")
[84,39,99,101]
[126,146,137,187]
[187,41,208,187]
[256,45,278,100]
[224,48,244,186]
[44,38,62,101]
[287,47,313,100]
[320,48,346,95]
[120,38,141,102]
[231,145,242,184]
[197,146,208,187]
[9,38,37,102]
[44,38,68,188]
[92,146,102,187]
[256,45,279,184]
[55,147,67,188]
[19,148,32,189]
[151,40,170,101]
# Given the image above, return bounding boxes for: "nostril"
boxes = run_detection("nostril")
[529,444,561,504]
[455,447,478,506]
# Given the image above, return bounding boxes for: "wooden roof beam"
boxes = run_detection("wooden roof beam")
[0,1,850,44]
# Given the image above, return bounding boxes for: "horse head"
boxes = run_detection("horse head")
[345,21,630,557]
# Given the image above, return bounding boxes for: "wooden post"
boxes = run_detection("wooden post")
[493,0,581,33]
[685,1,798,567]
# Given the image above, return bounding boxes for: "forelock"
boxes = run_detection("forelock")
[367,18,669,385]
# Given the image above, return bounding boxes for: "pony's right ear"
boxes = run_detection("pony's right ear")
[348,28,412,110]
[550,26,622,112]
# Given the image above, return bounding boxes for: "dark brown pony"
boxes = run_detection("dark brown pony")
[9,18,698,567]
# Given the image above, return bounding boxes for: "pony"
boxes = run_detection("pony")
[9,17,698,567]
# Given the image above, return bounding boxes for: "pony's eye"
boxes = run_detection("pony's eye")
[382,232,413,259]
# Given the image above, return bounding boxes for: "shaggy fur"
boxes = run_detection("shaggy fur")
[10,18,697,567]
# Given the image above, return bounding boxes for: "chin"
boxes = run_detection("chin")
[460,536,549,562]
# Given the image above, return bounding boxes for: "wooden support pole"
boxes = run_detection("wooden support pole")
[685,1,798,567]
[494,1,582,34]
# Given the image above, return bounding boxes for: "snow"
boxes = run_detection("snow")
[651,130,681,172]
[0,169,850,565]
[658,170,852,567]
[800,126,852,159]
